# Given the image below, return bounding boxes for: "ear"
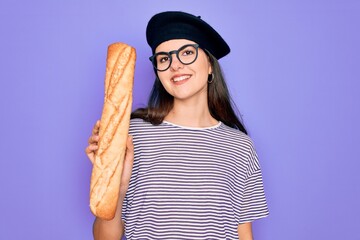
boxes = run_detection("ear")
[207,57,213,75]
[204,49,213,74]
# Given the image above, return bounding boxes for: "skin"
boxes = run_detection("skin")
[156,39,218,128]
[86,120,133,240]
[86,39,253,240]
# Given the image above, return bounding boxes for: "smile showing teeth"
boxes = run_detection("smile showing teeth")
[173,75,190,82]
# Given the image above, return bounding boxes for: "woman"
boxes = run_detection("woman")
[86,11,269,240]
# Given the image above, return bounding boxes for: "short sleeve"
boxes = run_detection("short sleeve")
[121,195,127,222]
[233,143,269,224]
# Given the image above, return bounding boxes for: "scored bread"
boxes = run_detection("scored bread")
[90,42,136,220]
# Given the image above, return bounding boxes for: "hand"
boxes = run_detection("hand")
[119,135,134,198]
[85,120,134,197]
[85,120,101,164]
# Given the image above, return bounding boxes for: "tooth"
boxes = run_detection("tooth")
[174,75,189,82]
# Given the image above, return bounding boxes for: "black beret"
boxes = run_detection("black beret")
[146,11,230,59]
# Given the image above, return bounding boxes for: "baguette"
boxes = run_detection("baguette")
[90,42,136,220]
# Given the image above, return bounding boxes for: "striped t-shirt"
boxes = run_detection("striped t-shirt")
[122,118,269,239]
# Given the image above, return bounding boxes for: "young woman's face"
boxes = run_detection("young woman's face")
[154,39,212,102]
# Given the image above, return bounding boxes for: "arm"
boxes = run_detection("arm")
[93,191,128,239]
[238,222,253,240]
[86,121,134,240]
[92,154,133,240]
[93,196,125,240]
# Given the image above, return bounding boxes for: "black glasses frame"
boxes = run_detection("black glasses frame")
[149,44,200,72]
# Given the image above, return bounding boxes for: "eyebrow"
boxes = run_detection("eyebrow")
[156,42,196,52]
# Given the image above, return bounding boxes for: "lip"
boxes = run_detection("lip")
[171,74,191,85]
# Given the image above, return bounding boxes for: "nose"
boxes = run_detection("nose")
[169,53,183,71]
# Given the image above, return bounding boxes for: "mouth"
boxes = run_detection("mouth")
[172,74,191,83]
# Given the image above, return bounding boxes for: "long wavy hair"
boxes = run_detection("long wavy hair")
[131,51,248,134]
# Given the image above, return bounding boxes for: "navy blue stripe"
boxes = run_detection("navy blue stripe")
[122,119,269,239]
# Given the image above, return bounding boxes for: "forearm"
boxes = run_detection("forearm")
[93,218,123,240]
[237,222,253,240]
[93,196,125,240]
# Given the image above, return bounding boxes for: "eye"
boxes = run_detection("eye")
[160,56,169,63]
[182,49,194,56]
[157,55,170,64]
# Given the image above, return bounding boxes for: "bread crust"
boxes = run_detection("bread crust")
[90,43,136,220]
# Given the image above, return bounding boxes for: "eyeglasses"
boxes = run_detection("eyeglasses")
[149,44,199,72]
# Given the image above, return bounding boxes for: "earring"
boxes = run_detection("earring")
[208,73,214,83]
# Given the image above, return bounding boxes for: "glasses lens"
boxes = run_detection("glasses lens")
[154,53,171,71]
[178,45,198,65]
[151,44,199,71]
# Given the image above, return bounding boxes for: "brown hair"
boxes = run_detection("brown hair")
[131,51,248,134]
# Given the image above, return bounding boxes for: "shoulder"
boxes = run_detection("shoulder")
[218,123,255,151]
[219,123,262,176]
[129,118,153,131]
[129,118,169,135]
[130,118,149,126]
[218,123,260,164]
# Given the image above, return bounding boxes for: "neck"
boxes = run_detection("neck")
[164,98,218,128]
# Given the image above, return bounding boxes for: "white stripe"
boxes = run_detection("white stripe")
[122,118,269,239]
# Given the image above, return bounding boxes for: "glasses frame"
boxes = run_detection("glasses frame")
[149,43,200,72]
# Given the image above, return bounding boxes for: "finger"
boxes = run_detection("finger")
[85,144,98,154]
[89,144,99,152]
[121,136,134,183]
[88,135,100,144]
[126,135,134,152]
[85,147,96,164]
[124,135,134,163]
[92,120,101,135]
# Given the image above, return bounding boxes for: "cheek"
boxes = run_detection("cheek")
[157,72,169,85]
[194,60,211,80]
[157,72,173,91]
[196,54,212,74]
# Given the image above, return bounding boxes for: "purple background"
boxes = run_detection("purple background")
[1,1,359,239]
